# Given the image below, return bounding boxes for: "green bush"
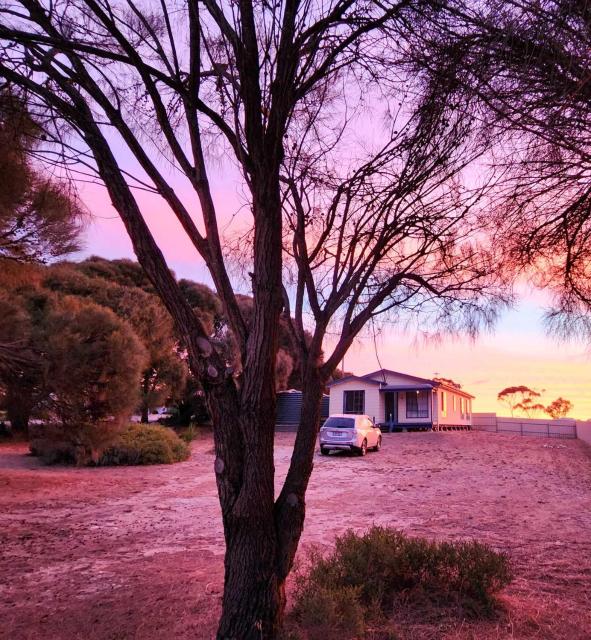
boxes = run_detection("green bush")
[292,526,512,633]
[291,583,365,640]
[97,423,190,465]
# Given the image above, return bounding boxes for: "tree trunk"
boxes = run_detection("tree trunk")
[7,406,30,436]
[217,512,285,639]
[275,364,327,581]
[5,389,32,437]
[210,383,285,638]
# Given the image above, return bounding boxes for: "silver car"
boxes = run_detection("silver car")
[319,414,382,456]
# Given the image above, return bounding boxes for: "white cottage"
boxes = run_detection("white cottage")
[328,369,474,431]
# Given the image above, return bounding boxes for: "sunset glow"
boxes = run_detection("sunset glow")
[80,187,591,421]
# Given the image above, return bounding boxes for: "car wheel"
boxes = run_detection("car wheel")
[320,446,329,456]
[374,436,382,452]
[359,439,367,456]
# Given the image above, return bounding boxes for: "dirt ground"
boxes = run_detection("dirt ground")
[1,430,590,640]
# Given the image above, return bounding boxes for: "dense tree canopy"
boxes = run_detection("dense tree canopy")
[0,87,85,263]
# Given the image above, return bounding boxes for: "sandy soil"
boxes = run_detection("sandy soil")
[1,431,590,640]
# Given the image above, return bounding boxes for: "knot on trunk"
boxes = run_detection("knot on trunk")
[286,493,298,507]
[196,337,213,357]
[214,457,225,474]
[207,364,218,379]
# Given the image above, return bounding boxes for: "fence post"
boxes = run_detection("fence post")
[520,423,523,436]
[547,423,550,438]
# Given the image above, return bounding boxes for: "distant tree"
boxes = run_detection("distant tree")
[497,386,545,417]
[0,289,38,432]
[76,256,153,289]
[42,296,146,416]
[38,295,148,461]
[275,349,295,392]
[0,289,147,446]
[0,87,85,263]
[545,397,573,420]
[43,263,187,421]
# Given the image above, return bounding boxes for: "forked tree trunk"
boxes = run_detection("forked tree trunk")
[214,363,327,639]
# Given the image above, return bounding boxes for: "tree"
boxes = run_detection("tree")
[0,86,85,263]
[411,1,591,340]
[0,288,147,444]
[497,386,545,418]
[545,397,573,420]
[39,295,148,458]
[43,262,188,422]
[0,288,38,432]
[0,4,509,635]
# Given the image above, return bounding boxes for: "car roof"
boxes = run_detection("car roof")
[327,414,369,420]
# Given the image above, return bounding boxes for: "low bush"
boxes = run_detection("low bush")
[98,423,190,465]
[289,526,512,638]
[291,583,365,640]
[30,420,125,465]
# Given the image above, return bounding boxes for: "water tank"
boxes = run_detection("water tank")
[276,390,329,431]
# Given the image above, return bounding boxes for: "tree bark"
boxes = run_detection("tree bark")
[216,408,284,637]
[140,372,150,423]
[5,388,32,437]
[275,363,327,581]
[214,361,326,639]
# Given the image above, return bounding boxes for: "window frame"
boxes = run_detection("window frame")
[343,390,365,414]
[406,390,429,418]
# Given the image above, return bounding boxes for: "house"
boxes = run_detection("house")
[327,369,474,431]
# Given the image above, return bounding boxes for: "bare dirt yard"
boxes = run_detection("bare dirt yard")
[1,430,590,640]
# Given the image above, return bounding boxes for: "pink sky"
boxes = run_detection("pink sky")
[77,176,591,421]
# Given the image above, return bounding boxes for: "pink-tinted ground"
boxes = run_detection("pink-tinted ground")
[1,431,590,640]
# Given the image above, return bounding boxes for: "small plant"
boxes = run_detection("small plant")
[289,526,512,638]
[178,422,200,444]
[97,423,190,465]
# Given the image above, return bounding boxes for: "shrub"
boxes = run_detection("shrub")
[30,421,125,465]
[290,583,365,640]
[97,423,190,465]
[292,527,512,634]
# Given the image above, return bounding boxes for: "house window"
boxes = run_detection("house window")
[406,391,429,418]
[343,390,365,414]
[440,391,446,417]
[460,397,464,417]
[452,395,456,412]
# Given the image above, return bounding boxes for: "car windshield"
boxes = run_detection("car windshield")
[324,417,355,429]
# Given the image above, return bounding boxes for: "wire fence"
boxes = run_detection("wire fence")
[472,414,577,439]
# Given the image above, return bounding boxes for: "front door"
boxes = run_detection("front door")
[385,392,397,429]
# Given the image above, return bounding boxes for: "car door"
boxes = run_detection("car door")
[368,418,378,446]
[363,417,376,446]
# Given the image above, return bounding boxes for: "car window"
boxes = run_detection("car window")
[324,417,355,429]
